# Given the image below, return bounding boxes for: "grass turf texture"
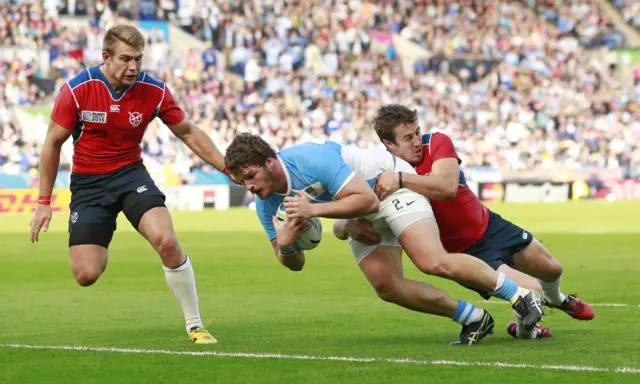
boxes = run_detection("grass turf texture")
[1,200,639,383]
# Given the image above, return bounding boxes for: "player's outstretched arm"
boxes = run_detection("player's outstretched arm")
[168,118,226,173]
[30,122,72,243]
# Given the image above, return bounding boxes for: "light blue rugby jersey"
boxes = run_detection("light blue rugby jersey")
[257,141,356,241]
[256,141,414,241]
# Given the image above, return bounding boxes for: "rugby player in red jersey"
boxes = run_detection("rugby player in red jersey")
[29,24,227,344]
[350,104,594,339]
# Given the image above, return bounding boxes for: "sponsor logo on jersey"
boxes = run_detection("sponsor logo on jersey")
[81,111,107,123]
[301,182,325,200]
[110,105,120,113]
[129,111,143,127]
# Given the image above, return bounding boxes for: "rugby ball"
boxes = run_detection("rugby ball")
[275,203,322,250]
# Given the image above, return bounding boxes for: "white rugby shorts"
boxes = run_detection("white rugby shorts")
[348,188,435,264]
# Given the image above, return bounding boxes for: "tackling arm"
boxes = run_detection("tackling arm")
[402,158,460,200]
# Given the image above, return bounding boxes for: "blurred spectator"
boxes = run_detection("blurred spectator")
[612,0,640,33]
[1,0,638,182]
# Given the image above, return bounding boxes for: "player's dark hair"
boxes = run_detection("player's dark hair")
[373,104,418,144]
[224,133,277,176]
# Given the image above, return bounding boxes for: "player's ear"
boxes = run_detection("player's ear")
[265,157,275,170]
[102,50,110,64]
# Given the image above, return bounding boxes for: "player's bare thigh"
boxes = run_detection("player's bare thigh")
[512,238,563,282]
[374,190,446,269]
[137,206,184,267]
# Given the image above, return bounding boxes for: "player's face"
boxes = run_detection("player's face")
[238,163,277,199]
[103,42,143,88]
[386,123,423,165]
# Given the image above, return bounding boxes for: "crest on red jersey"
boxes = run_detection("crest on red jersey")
[129,111,143,127]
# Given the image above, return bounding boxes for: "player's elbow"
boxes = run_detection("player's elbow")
[276,249,306,271]
[287,262,304,272]
[46,136,66,149]
[332,220,349,241]
[440,186,458,200]
[435,180,458,200]
[283,257,305,272]
[171,121,194,141]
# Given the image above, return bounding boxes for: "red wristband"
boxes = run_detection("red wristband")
[38,196,51,205]
[222,167,229,175]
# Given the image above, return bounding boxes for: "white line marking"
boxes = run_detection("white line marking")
[1,344,638,374]
[475,301,632,308]
[589,303,629,307]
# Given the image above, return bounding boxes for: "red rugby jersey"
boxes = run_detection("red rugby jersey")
[50,65,185,174]
[415,132,489,252]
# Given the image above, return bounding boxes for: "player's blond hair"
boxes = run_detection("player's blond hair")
[103,24,145,55]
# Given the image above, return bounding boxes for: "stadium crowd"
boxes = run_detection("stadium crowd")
[1,0,639,181]
[612,0,640,33]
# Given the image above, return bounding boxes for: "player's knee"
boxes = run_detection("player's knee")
[549,260,563,280]
[408,244,452,278]
[73,267,102,287]
[154,233,181,263]
[371,276,400,303]
[415,257,449,278]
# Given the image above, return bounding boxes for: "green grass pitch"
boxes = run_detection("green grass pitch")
[1,200,639,383]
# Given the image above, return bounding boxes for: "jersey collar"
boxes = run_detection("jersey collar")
[94,64,142,101]
[275,155,292,196]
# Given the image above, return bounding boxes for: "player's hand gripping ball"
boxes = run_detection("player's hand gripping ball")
[276,203,322,250]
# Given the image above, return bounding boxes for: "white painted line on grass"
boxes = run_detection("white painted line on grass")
[589,303,629,307]
[475,301,632,308]
[1,344,638,374]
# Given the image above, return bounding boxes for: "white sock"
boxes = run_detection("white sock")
[508,286,531,304]
[163,256,204,333]
[513,310,536,339]
[538,275,567,305]
[462,307,484,325]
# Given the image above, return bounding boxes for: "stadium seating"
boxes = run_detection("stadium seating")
[1,0,638,182]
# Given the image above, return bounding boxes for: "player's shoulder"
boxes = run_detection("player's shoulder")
[279,142,322,162]
[424,131,453,145]
[282,141,344,168]
[67,67,94,91]
[136,71,166,91]
[290,141,344,158]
